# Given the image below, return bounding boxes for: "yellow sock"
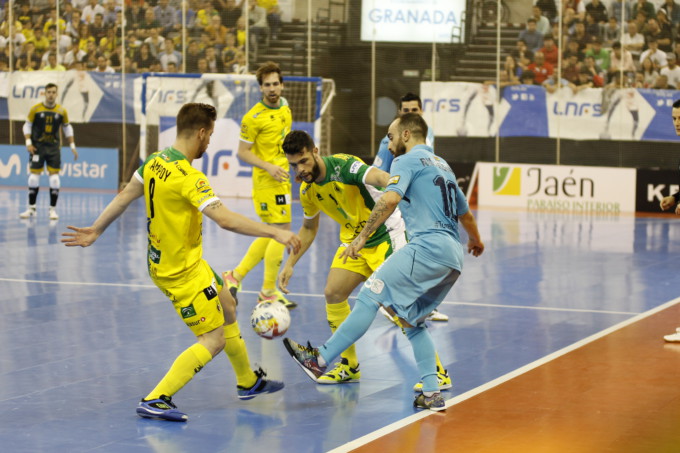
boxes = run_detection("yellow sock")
[326,300,358,368]
[224,322,257,388]
[435,353,445,375]
[234,237,270,279]
[262,239,285,291]
[145,343,213,401]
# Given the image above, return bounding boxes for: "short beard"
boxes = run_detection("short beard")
[392,142,407,157]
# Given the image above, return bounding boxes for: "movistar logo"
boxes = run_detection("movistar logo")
[493,166,521,195]
[0,154,21,178]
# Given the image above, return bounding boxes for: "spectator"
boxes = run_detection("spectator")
[165,60,178,73]
[196,56,208,73]
[89,13,107,44]
[259,0,281,40]
[562,53,582,83]
[485,55,521,88]
[584,12,601,38]
[222,32,240,69]
[206,14,229,48]
[133,42,156,73]
[585,36,610,71]
[64,39,87,67]
[510,39,533,70]
[640,37,668,69]
[65,10,83,40]
[93,54,115,73]
[203,44,224,72]
[21,41,41,70]
[585,0,608,24]
[17,2,33,28]
[531,5,551,36]
[176,0,197,35]
[29,26,50,54]
[660,52,680,87]
[527,51,554,84]
[138,8,161,40]
[563,38,585,62]
[155,0,179,36]
[639,56,659,86]
[43,8,65,34]
[543,72,570,93]
[144,27,164,57]
[539,35,559,66]
[42,52,66,71]
[195,0,219,32]
[126,0,146,30]
[185,39,202,72]
[569,20,592,51]
[661,0,680,26]
[82,0,106,25]
[519,18,544,52]
[602,16,621,47]
[609,41,636,76]
[645,17,672,52]
[570,66,596,93]
[39,38,59,67]
[230,50,248,73]
[536,0,558,21]
[159,37,182,71]
[245,0,268,56]
[610,0,631,23]
[102,0,120,28]
[221,0,242,30]
[99,27,119,56]
[563,0,586,21]
[621,21,645,59]
[632,0,655,21]
[582,55,605,85]
[653,73,673,88]
[520,69,536,84]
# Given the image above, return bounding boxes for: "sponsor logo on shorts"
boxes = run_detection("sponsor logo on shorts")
[186,317,206,327]
[203,284,218,300]
[148,245,161,264]
[275,194,287,205]
[260,202,268,211]
[181,304,197,319]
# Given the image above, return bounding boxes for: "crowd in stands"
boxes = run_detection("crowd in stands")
[0,0,281,73]
[498,0,680,92]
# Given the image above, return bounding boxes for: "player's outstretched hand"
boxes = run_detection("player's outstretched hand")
[278,264,294,294]
[467,238,484,257]
[274,230,301,255]
[62,226,100,247]
[340,236,367,263]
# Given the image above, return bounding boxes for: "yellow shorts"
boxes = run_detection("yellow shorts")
[155,260,225,336]
[252,183,292,224]
[330,240,394,279]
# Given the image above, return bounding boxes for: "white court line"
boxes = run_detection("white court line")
[0,277,638,316]
[327,295,680,453]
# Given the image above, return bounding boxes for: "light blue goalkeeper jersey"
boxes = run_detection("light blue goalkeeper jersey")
[385,145,469,270]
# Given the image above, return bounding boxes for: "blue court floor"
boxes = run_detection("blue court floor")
[1,188,679,453]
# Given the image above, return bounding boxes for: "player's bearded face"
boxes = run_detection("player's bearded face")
[298,153,321,183]
[390,131,407,157]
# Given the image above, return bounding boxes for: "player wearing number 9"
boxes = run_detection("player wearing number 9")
[62,103,301,422]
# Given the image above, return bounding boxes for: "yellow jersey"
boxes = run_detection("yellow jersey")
[239,97,292,189]
[300,154,391,248]
[134,147,220,286]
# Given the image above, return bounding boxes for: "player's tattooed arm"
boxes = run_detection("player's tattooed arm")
[206,199,223,211]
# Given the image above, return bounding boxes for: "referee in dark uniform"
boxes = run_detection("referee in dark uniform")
[19,83,78,221]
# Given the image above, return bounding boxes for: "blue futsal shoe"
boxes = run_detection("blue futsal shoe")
[136,395,188,422]
[237,367,285,400]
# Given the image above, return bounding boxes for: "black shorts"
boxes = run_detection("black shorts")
[29,143,61,173]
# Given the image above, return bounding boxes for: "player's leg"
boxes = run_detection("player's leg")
[256,186,296,308]
[45,145,62,220]
[19,169,41,218]
[317,264,367,384]
[406,326,445,412]
[216,270,284,400]
[137,264,225,422]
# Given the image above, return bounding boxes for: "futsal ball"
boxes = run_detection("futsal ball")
[250,301,291,339]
